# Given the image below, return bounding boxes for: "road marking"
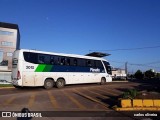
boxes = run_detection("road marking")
[82,88,109,99]
[61,90,86,109]
[98,87,122,95]
[93,87,118,96]
[73,89,109,109]
[4,96,15,105]
[28,93,36,107]
[47,91,59,108]
[106,88,123,94]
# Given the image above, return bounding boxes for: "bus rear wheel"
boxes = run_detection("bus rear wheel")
[44,79,54,89]
[100,78,106,85]
[56,79,65,88]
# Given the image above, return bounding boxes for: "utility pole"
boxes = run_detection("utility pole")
[125,62,128,80]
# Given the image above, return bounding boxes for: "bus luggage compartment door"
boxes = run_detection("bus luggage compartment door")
[23,72,35,86]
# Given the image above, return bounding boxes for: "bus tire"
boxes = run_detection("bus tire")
[100,77,106,85]
[13,85,22,89]
[44,79,54,89]
[56,79,65,88]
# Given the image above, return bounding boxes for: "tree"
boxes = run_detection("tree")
[144,69,155,79]
[134,70,144,80]
[156,73,160,79]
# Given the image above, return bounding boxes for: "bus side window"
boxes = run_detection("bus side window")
[73,58,77,66]
[53,56,59,65]
[86,60,92,67]
[77,59,85,67]
[95,60,104,72]
[95,60,103,68]
[29,53,38,64]
[39,56,45,63]
[50,56,54,65]
[38,54,50,64]
[66,58,70,66]
[60,57,65,65]
[90,60,95,67]
[94,60,97,68]
[57,57,61,65]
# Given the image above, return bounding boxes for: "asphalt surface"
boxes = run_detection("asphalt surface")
[0,80,160,120]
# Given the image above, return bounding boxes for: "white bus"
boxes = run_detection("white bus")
[11,49,112,89]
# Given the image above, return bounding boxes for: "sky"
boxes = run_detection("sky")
[0,0,160,73]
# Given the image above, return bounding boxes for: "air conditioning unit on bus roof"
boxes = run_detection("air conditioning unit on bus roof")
[85,52,111,58]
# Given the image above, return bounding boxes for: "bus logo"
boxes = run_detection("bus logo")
[90,68,100,72]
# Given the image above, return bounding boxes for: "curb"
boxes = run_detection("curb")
[116,107,160,111]
[112,81,128,82]
[0,87,14,89]
[116,99,160,111]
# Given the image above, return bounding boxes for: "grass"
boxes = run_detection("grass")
[0,84,13,87]
[122,89,138,99]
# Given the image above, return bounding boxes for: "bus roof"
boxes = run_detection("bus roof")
[18,49,108,61]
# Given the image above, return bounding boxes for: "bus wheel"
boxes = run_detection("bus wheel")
[100,78,106,85]
[44,79,54,89]
[56,79,65,88]
[13,85,22,89]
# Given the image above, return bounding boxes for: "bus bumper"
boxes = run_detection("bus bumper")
[11,79,22,86]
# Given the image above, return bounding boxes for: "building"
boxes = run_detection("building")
[112,68,127,80]
[0,22,20,83]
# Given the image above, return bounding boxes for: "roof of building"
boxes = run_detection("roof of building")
[112,68,125,71]
[0,22,19,29]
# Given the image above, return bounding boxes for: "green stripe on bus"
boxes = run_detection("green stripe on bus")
[35,64,46,72]
[43,65,53,72]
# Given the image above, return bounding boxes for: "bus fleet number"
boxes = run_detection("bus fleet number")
[26,66,34,69]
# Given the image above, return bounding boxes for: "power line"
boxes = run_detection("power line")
[89,45,160,52]
[109,60,160,69]
[144,61,160,65]
[128,63,160,69]
[109,60,125,64]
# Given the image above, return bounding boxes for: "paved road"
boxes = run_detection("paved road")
[0,82,140,111]
[0,81,159,120]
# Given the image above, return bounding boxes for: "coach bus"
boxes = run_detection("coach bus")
[11,49,112,89]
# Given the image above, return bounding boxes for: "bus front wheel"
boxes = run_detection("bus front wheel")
[56,79,65,88]
[100,78,106,85]
[44,79,54,89]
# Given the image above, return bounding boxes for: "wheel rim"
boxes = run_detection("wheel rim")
[46,82,52,87]
[101,79,105,84]
[58,81,63,87]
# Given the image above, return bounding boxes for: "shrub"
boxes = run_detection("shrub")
[122,89,138,99]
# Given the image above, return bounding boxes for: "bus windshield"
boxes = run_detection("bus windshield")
[103,61,112,75]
